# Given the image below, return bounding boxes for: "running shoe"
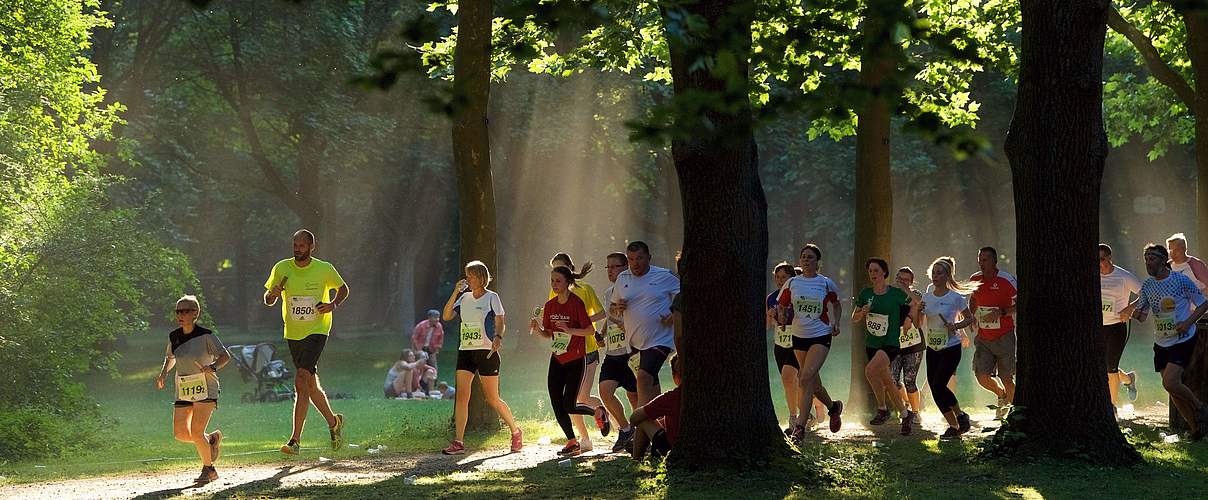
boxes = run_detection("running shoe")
[870,408,890,425]
[442,440,466,455]
[803,413,817,429]
[828,400,844,433]
[280,440,300,455]
[1122,371,1138,402]
[579,436,593,452]
[900,411,915,436]
[783,426,793,437]
[995,397,1010,419]
[957,412,971,434]
[613,427,636,453]
[195,465,218,484]
[790,424,806,443]
[209,430,223,462]
[594,406,612,437]
[557,440,581,456]
[939,428,962,441]
[510,429,524,453]
[330,413,346,450]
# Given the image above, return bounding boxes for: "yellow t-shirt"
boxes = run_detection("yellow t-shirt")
[264,258,346,340]
[549,282,602,353]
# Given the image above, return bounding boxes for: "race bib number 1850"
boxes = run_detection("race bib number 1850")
[289,296,318,322]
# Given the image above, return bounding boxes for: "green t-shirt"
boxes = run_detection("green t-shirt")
[857,286,910,349]
[264,258,346,340]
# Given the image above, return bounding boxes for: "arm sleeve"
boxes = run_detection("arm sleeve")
[207,334,228,359]
[826,279,841,305]
[491,292,506,317]
[665,273,681,298]
[264,262,279,290]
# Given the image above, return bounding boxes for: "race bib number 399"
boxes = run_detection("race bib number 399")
[176,373,208,402]
[926,326,949,350]
[289,296,318,322]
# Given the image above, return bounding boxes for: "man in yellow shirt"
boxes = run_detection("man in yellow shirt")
[263,229,350,454]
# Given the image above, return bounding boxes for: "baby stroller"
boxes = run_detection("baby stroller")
[227,343,295,403]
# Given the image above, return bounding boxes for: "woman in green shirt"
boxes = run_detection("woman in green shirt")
[851,258,914,435]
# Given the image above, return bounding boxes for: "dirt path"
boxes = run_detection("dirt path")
[0,407,1174,500]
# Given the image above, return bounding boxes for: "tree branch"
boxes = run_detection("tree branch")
[1107,5,1196,110]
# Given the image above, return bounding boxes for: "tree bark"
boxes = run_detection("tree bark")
[992,0,1140,464]
[848,0,896,416]
[450,0,499,432]
[659,0,787,470]
[1177,7,1208,429]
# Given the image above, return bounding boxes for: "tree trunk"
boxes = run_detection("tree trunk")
[991,0,1140,464]
[450,0,499,432]
[233,209,250,334]
[659,0,787,470]
[848,0,896,416]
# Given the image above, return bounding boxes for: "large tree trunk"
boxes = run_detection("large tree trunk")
[848,0,896,416]
[451,0,498,432]
[659,0,787,470]
[992,0,1139,464]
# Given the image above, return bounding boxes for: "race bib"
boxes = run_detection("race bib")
[289,296,318,322]
[899,326,923,349]
[628,353,641,374]
[605,323,626,352]
[551,331,572,355]
[976,306,1001,330]
[1155,312,1177,339]
[460,321,484,349]
[794,297,823,319]
[1102,296,1113,313]
[866,313,889,337]
[176,373,209,402]
[774,326,793,348]
[926,326,949,350]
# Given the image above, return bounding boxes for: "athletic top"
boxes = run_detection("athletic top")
[777,274,841,338]
[166,326,226,398]
[549,282,603,354]
[543,292,592,364]
[264,258,346,340]
[1170,257,1208,291]
[612,266,680,351]
[897,287,925,354]
[641,386,682,446]
[921,285,968,350]
[454,290,505,351]
[857,286,912,349]
[969,270,1018,341]
[1101,265,1142,326]
[1137,272,1205,347]
[601,286,629,357]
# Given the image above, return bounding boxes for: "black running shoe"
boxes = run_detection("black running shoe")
[613,427,636,453]
[957,412,971,434]
[900,411,914,436]
[828,401,844,433]
[870,408,890,425]
[939,428,962,441]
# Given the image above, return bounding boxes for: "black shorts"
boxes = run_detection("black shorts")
[1154,336,1197,372]
[774,345,799,372]
[637,345,673,378]
[866,345,900,363]
[600,354,637,393]
[456,349,501,376]
[1101,323,1129,373]
[585,350,600,365]
[792,335,832,352]
[287,334,328,375]
[174,399,218,408]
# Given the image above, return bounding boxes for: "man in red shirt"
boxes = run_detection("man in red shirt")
[630,353,682,460]
[411,310,444,368]
[969,247,1018,419]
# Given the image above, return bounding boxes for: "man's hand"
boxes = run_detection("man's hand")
[317,301,336,314]
[1132,308,1149,322]
[1177,320,1193,335]
[611,299,628,315]
[982,308,1003,323]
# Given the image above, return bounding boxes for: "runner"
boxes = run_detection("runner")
[440,260,522,455]
[890,267,925,425]
[767,262,801,433]
[1099,243,1142,411]
[263,229,349,455]
[532,266,611,456]
[852,257,913,435]
[600,252,641,453]
[155,295,231,484]
[1166,233,1208,292]
[919,257,977,440]
[1131,243,1208,439]
[609,241,680,406]
[548,253,610,452]
[968,246,1018,419]
[777,244,844,440]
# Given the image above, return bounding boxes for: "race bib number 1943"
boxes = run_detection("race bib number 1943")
[460,321,484,349]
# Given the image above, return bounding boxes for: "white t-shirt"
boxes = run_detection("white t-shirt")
[453,290,505,350]
[1171,259,1207,291]
[1137,272,1205,347]
[612,266,680,351]
[601,285,629,357]
[1100,265,1142,326]
[921,284,968,350]
[778,274,841,339]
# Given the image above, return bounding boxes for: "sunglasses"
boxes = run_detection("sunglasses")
[175,309,198,315]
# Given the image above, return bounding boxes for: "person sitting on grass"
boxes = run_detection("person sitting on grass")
[629,352,682,461]
[384,349,422,399]
[438,381,456,400]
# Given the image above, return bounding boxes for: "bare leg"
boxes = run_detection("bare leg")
[779,365,800,424]
[599,380,631,429]
[452,370,475,441]
[188,402,217,466]
[308,372,337,427]
[480,375,519,433]
[1162,364,1204,433]
[795,345,830,427]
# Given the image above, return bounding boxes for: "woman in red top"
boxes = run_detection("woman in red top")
[531,266,610,455]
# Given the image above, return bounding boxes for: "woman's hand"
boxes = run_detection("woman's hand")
[155,374,165,390]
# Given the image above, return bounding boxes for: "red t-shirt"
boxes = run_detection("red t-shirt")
[543,293,592,364]
[970,270,1018,341]
[642,386,682,446]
